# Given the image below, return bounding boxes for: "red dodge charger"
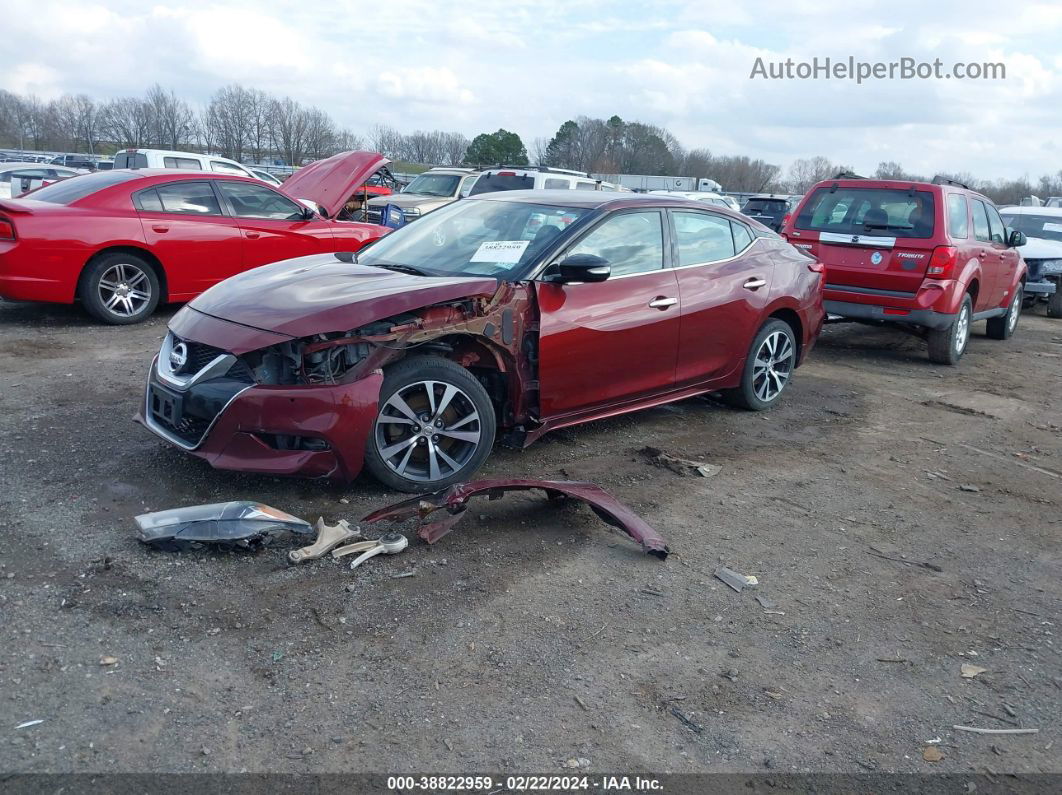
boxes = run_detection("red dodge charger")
[0,151,391,324]
[137,191,826,491]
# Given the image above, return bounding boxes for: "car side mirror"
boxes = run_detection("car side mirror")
[300,205,317,221]
[1008,229,1027,247]
[556,253,611,283]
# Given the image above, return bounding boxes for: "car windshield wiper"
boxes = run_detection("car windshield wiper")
[365,261,432,277]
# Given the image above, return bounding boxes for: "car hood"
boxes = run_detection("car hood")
[280,151,390,219]
[1019,236,1062,261]
[366,193,453,209]
[187,254,500,339]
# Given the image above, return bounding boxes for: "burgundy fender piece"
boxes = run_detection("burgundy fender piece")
[361,479,670,560]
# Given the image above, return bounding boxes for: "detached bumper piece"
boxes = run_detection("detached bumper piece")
[361,478,671,560]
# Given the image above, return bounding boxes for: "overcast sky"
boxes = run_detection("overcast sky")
[3,0,1061,179]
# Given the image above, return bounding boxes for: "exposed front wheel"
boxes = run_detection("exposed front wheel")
[1048,285,1062,319]
[364,357,496,492]
[722,318,798,411]
[927,294,972,365]
[80,253,160,324]
[986,286,1022,340]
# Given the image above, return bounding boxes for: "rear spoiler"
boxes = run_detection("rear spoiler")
[0,199,36,214]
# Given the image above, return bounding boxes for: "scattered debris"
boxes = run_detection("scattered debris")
[135,502,311,551]
[640,587,664,597]
[715,566,758,592]
[99,655,118,666]
[361,479,670,559]
[960,664,987,679]
[754,595,777,609]
[15,719,44,729]
[670,706,704,734]
[562,758,591,769]
[641,447,721,478]
[288,518,361,564]
[876,656,908,663]
[391,571,416,579]
[958,484,981,493]
[952,725,1039,735]
[332,532,409,570]
[867,548,943,573]
[922,746,944,762]
[721,668,739,681]
[574,695,588,711]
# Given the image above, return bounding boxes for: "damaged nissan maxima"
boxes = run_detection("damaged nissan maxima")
[137,191,825,492]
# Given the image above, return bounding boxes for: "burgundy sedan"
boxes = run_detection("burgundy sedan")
[0,152,390,324]
[137,192,825,491]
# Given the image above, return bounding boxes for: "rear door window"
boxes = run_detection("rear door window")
[946,194,969,239]
[152,181,223,215]
[163,156,202,170]
[971,200,991,242]
[469,173,535,195]
[210,160,249,176]
[673,211,736,266]
[543,178,570,189]
[731,220,754,252]
[795,187,936,239]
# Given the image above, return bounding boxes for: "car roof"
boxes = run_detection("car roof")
[469,188,745,214]
[999,205,1062,216]
[0,162,74,171]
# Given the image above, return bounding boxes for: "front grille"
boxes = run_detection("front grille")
[165,414,211,446]
[183,340,226,373]
[366,209,382,224]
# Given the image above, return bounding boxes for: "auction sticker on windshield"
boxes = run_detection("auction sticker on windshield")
[470,240,530,263]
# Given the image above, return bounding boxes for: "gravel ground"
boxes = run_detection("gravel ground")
[0,298,1060,778]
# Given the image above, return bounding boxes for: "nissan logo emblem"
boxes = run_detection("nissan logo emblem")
[169,342,189,371]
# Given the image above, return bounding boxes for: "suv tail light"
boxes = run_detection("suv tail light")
[781,212,791,229]
[926,245,957,277]
[0,218,14,241]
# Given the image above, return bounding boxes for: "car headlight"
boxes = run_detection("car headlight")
[1039,259,1062,274]
[402,207,421,217]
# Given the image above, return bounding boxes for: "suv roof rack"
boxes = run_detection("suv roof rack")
[471,164,592,177]
[932,175,970,190]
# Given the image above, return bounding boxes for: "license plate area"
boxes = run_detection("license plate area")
[150,384,184,426]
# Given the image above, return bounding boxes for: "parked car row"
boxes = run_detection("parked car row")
[0,151,1039,494]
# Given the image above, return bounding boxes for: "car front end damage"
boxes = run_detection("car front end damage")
[136,282,537,480]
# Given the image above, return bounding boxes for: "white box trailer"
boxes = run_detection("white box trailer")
[591,173,721,193]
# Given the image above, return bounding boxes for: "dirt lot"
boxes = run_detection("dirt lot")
[1,298,1060,780]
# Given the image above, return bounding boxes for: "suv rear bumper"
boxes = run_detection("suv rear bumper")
[825,300,956,330]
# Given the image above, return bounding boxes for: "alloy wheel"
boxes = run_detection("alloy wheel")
[955,304,970,354]
[374,380,482,483]
[751,330,795,403]
[97,262,152,317]
[1007,290,1021,333]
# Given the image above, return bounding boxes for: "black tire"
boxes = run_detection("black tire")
[927,294,972,365]
[1048,285,1062,319]
[722,318,798,411]
[364,356,496,492]
[79,252,160,325]
[986,285,1022,340]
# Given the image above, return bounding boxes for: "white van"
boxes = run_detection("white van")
[468,166,618,195]
[112,148,259,180]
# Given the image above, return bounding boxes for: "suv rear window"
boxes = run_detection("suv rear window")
[795,187,936,239]
[114,153,148,169]
[743,198,787,212]
[469,173,534,195]
[27,170,141,204]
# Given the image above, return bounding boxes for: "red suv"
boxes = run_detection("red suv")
[781,176,1027,364]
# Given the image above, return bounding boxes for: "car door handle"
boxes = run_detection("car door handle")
[648,296,678,310]
[743,278,767,290]
[244,232,261,239]
[151,225,169,233]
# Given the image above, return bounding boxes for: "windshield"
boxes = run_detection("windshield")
[357,199,590,277]
[402,173,461,197]
[795,187,936,239]
[25,170,140,204]
[1000,213,1062,243]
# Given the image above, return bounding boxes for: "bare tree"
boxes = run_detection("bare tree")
[146,84,195,149]
[270,96,310,166]
[786,156,846,193]
[206,84,254,160]
[100,96,152,149]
